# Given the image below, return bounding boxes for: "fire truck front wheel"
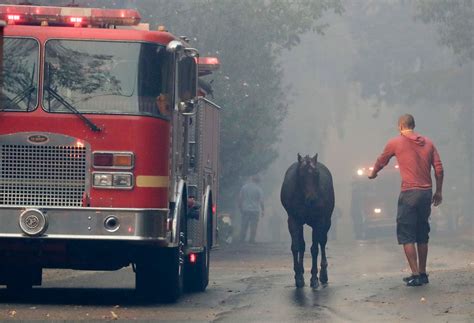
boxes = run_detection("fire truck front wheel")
[135,245,184,303]
[135,212,186,302]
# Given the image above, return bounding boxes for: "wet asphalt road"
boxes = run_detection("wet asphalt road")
[0,233,472,322]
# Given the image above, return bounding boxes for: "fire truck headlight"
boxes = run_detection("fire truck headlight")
[93,173,133,189]
[113,174,133,188]
[93,173,113,187]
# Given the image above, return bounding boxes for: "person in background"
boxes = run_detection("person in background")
[238,175,265,243]
[369,114,444,287]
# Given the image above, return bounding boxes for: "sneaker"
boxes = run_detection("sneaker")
[420,273,429,284]
[403,273,429,284]
[406,275,423,287]
[402,274,416,283]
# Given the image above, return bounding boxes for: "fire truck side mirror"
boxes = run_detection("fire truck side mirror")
[178,56,197,103]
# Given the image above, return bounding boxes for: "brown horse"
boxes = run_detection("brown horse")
[280,154,335,288]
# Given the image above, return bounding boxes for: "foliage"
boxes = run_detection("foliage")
[415,0,473,216]
[416,0,473,64]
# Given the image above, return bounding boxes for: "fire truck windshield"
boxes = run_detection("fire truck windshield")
[0,38,39,111]
[43,40,173,118]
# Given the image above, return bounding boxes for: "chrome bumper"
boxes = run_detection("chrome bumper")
[0,206,171,244]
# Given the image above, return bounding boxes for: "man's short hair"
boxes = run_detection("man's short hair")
[398,114,415,129]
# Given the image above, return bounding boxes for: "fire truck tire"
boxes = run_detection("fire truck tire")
[159,246,184,302]
[135,208,186,303]
[135,246,184,302]
[184,205,211,292]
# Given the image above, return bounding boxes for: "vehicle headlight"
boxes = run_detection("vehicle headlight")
[374,208,382,214]
[94,173,113,187]
[113,173,133,187]
[93,173,133,189]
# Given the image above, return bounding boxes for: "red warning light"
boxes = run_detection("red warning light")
[190,253,197,263]
[198,57,220,76]
[0,4,141,27]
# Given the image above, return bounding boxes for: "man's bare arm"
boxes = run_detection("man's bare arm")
[432,173,443,206]
[369,141,395,180]
[432,146,444,206]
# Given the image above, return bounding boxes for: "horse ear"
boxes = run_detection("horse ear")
[297,153,302,163]
[312,153,318,163]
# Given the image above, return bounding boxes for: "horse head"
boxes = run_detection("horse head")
[297,153,320,206]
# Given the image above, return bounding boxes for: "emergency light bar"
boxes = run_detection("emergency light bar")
[0,4,141,27]
[198,57,220,76]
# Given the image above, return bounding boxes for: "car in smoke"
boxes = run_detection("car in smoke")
[351,165,400,239]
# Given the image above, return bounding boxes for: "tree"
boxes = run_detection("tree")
[416,0,473,64]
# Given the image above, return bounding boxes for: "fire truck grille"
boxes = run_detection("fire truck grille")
[0,145,87,207]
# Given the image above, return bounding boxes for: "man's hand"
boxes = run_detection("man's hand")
[432,191,442,206]
[368,171,377,179]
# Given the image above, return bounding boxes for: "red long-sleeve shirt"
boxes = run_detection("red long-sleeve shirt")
[372,132,444,191]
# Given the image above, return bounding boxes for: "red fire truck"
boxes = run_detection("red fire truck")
[0,4,221,302]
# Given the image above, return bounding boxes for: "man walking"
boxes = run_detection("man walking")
[238,175,265,243]
[369,114,444,286]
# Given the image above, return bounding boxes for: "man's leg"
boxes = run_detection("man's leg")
[416,190,432,277]
[403,243,419,275]
[397,191,420,275]
[417,243,428,274]
[249,213,259,243]
[239,214,249,242]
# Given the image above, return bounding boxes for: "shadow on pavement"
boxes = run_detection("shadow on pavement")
[0,288,164,306]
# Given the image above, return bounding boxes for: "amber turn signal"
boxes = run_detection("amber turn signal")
[114,154,133,167]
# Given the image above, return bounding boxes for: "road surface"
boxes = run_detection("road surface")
[0,233,472,322]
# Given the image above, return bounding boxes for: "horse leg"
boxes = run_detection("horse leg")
[319,221,330,284]
[288,216,305,288]
[310,226,319,288]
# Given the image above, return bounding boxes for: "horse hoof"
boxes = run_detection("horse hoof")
[295,278,305,288]
[319,275,328,284]
[310,279,319,289]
